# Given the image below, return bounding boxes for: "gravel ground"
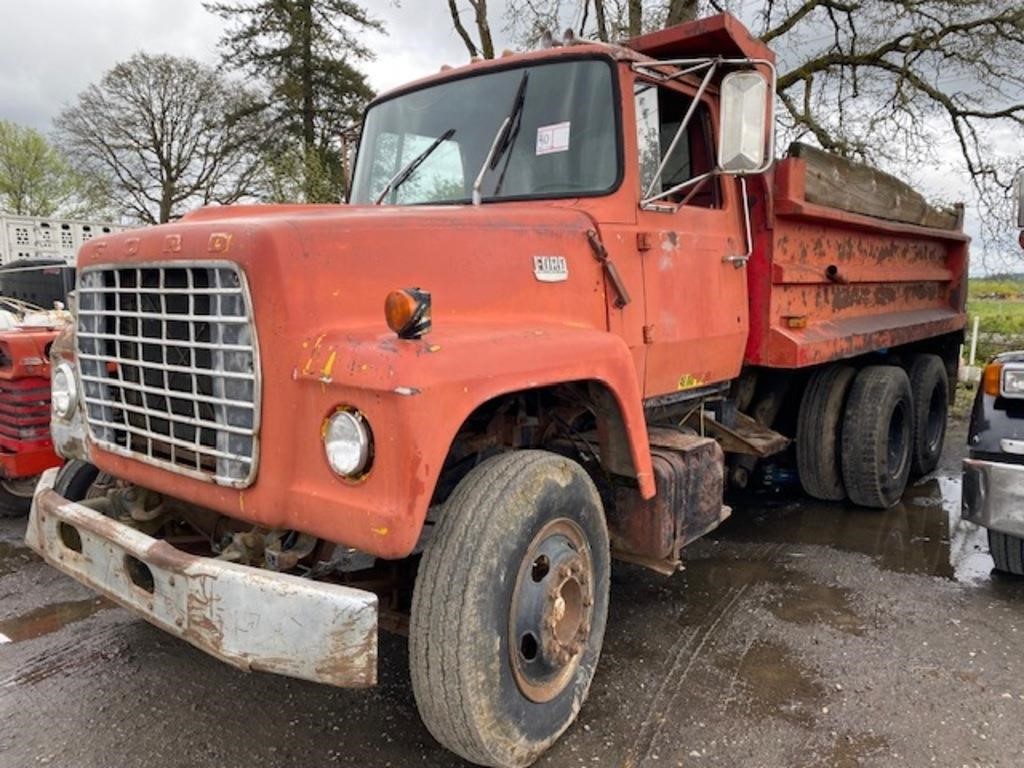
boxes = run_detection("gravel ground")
[1,411,1022,768]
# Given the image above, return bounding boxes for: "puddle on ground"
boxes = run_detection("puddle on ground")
[0,542,36,577]
[717,639,825,726]
[679,553,868,636]
[720,474,997,586]
[0,597,111,644]
[828,731,889,767]
[767,578,865,636]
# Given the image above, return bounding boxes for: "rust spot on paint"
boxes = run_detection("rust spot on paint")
[321,350,337,381]
[677,374,705,390]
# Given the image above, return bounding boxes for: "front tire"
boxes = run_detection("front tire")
[54,460,102,501]
[410,451,610,768]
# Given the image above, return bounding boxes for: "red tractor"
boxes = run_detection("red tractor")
[0,299,69,516]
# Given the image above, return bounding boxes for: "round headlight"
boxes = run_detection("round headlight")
[323,409,372,477]
[52,362,78,419]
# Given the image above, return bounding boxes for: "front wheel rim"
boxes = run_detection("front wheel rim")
[509,518,594,704]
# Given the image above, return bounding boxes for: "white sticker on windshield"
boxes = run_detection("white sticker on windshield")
[536,121,571,155]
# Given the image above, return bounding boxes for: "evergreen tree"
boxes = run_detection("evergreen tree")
[207,0,382,202]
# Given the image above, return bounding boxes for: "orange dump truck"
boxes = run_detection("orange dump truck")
[27,14,966,767]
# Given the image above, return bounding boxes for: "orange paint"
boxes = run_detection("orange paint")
[68,13,967,561]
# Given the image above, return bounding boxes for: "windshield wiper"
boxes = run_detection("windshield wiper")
[472,71,529,205]
[376,128,456,205]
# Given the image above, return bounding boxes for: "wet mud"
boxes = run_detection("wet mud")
[0,418,1022,767]
[0,597,110,645]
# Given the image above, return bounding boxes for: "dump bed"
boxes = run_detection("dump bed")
[744,149,969,368]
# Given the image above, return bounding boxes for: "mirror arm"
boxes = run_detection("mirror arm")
[724,176,754,268]
[641,61,719,200]
[641,170,718,209]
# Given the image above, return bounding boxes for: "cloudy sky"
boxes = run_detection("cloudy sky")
[0,0,1016,268]
[0,0,476,131]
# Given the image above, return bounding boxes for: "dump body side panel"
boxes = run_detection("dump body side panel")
[745,157,969,368]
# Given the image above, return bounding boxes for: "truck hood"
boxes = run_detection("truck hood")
[79,203,611,337]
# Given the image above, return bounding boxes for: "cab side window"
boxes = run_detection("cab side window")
[634,81,720,208]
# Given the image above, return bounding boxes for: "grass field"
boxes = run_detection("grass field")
[967,277,1024,362]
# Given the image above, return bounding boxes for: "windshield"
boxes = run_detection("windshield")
[350,58,620,205]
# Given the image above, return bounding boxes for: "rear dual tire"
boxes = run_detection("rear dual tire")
[841,366,914,509]
[798,356,947,509]
[797,365,857,501]
[908,355,948,477]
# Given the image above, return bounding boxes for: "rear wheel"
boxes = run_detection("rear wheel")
[908,354,949,477]
[989,530,1024,576]
[797,364,856,501]
[410,450,609,768]
[841,366,913,509]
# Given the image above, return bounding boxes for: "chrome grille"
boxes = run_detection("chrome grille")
[76,263,260,487]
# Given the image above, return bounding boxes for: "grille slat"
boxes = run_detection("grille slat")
[0,377,52,450]
[77,263,260,487]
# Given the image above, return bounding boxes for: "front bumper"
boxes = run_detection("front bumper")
[25,468,378,687]
[962,458,1024,539]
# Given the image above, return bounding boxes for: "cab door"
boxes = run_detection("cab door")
[631,76,749,399]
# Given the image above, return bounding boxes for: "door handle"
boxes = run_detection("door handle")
[723,254,749,268]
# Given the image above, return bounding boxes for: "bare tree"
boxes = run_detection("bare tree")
[456,0,1024,256]
[756,0,1023,253]
[55,54,267,224]
[446,0,496,58]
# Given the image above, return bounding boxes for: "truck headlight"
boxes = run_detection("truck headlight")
[1003,367,1024,398]
[323,409,372,477]
[52,362,79,418]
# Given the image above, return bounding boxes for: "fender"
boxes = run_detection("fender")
[289,323,656,556]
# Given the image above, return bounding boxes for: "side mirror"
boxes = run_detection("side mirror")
[1016,171,1024,230]
[718,71,771,174]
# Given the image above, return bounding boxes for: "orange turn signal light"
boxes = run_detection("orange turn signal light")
[983,361,1003,397]
[385,288,431,339]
